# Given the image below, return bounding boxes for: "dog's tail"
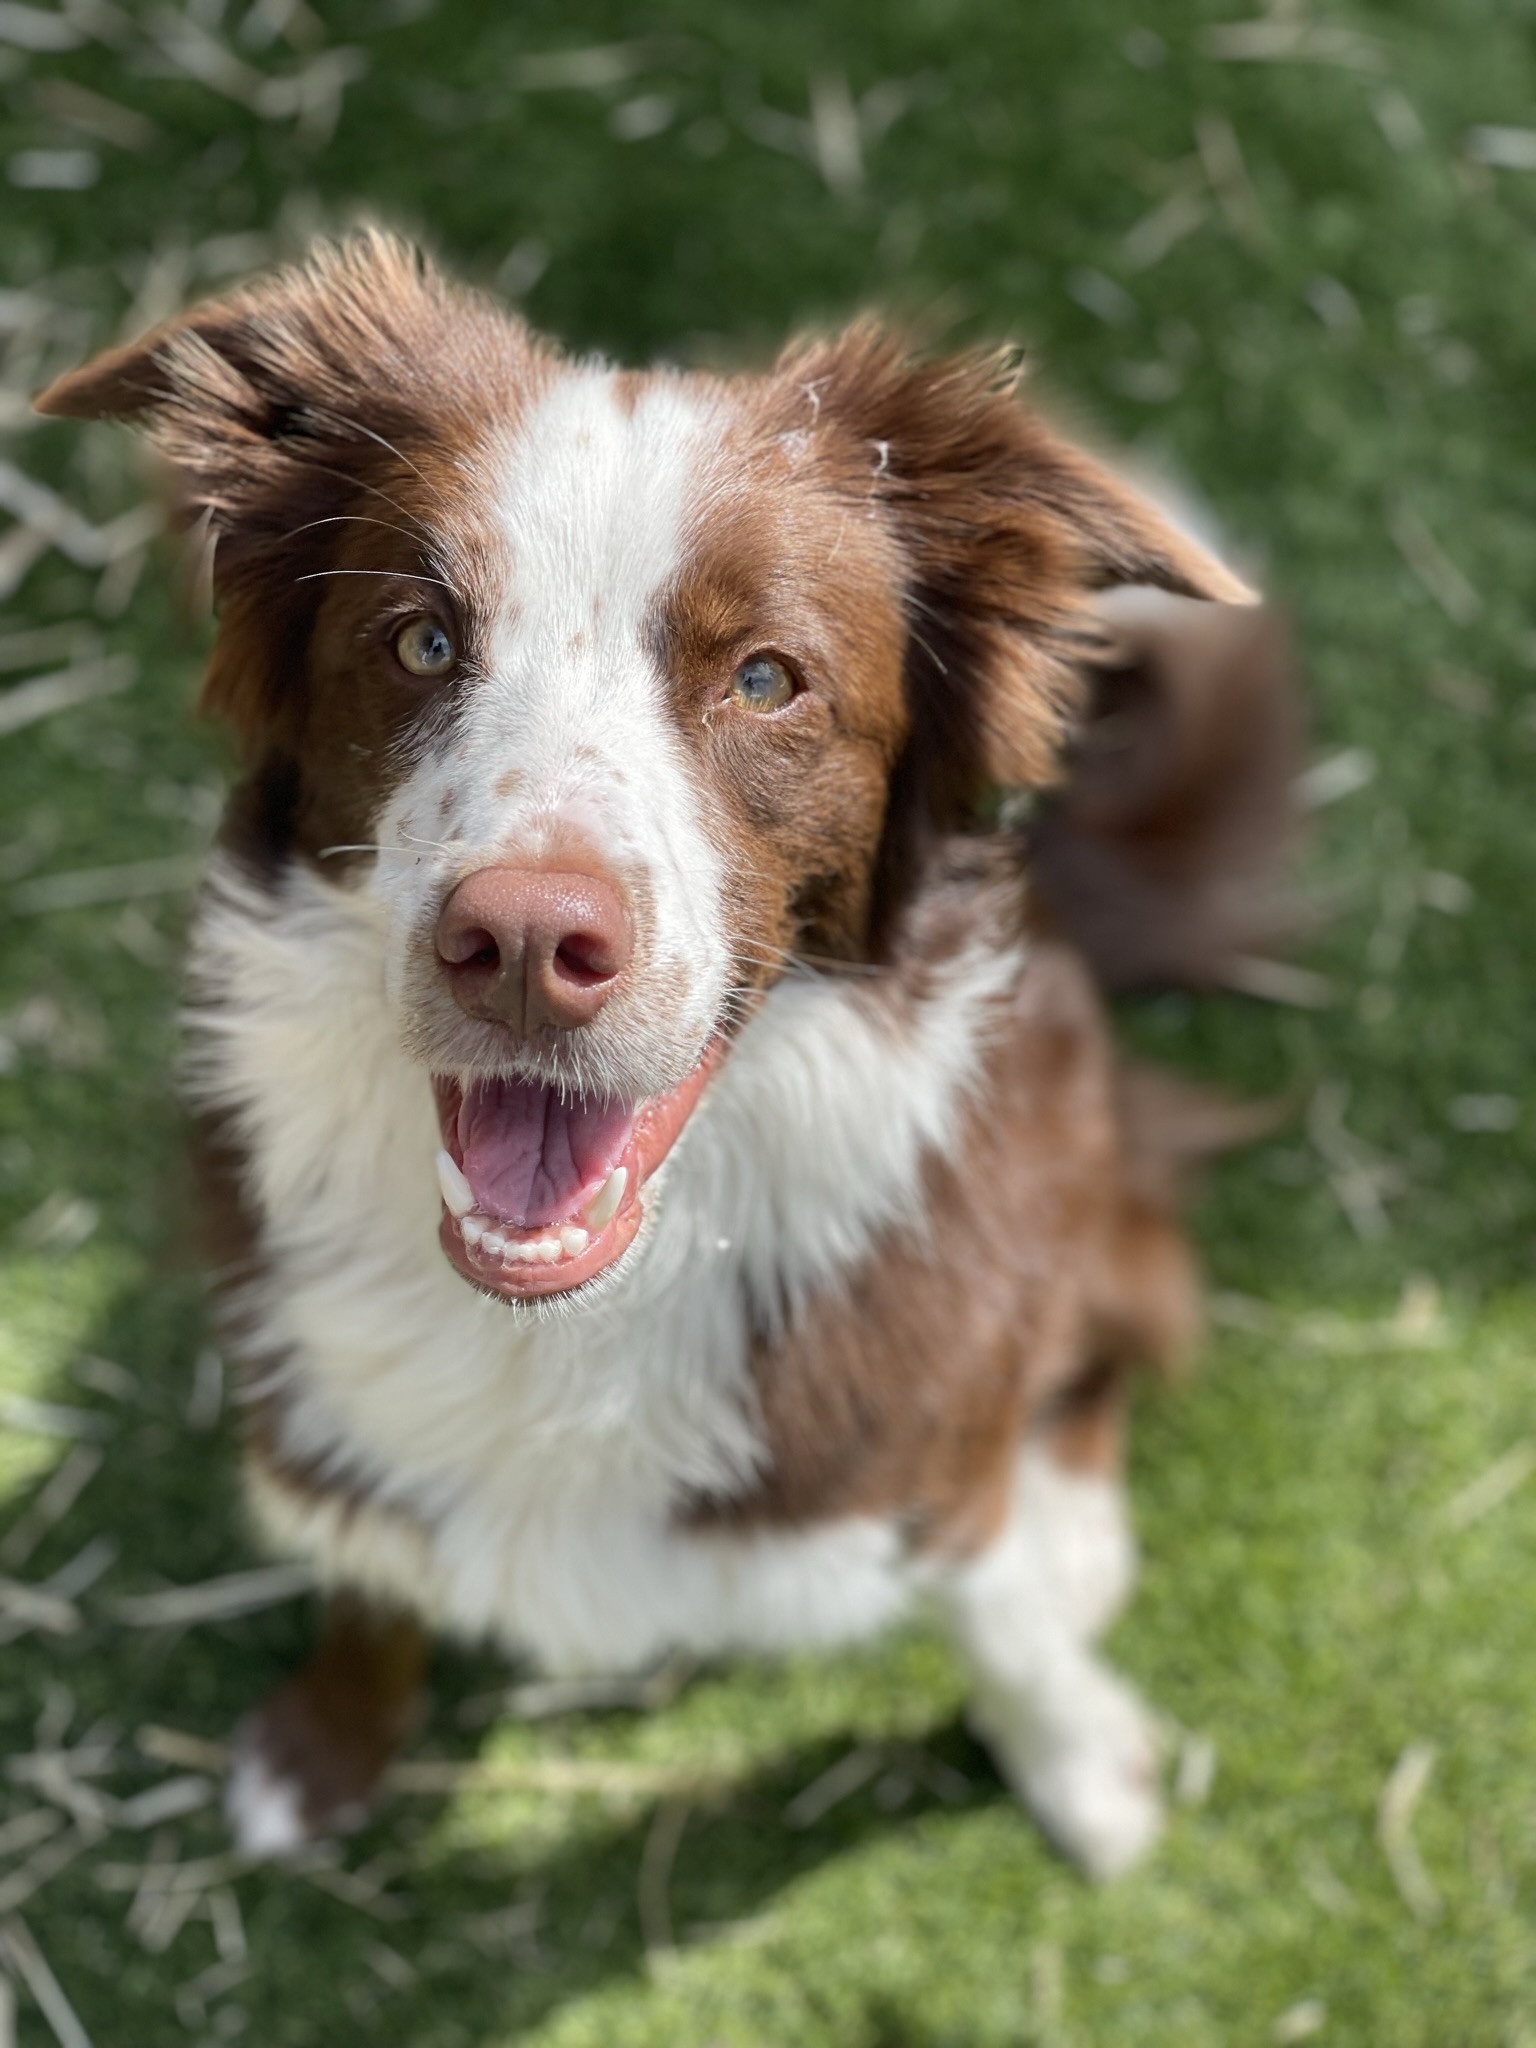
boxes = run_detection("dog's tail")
[1029,587,1305,1379]
[1029,588,1304,993]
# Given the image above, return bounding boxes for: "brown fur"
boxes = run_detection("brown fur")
[38,232,554,870]
[230,1591,428,1840]
[1030,594,1302,989]
[689,847,1200,1552]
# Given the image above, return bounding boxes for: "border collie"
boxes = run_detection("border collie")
[38,232,1294,1879]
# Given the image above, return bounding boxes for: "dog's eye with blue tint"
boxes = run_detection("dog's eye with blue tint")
[394,616,455,678]
[727,655,796,714]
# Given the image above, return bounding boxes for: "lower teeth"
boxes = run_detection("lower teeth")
[457,1213,589,1266]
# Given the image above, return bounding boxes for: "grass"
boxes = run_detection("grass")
[1,0,1534,2041]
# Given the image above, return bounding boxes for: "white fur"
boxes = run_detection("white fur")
[370,367,733,1101]
[1012,1442,1138,1642]
[188,854,1019,1677]
[937,1444,1158,1880]
[225,1744,308,1859]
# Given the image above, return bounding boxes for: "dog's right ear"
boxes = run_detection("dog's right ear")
[34,231,508,745]
[35,329,200,421]
[34,228,454,536]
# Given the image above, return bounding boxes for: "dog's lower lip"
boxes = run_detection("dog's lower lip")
[433,1041,723,1300]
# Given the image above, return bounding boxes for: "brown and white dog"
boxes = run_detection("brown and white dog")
[38,233,1293,1880]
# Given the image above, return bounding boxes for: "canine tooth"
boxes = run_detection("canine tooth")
[461,1215,485,1248]
[584,1166,626,1230]
[559,1226,588,1257]
[435,1149,474,1218]
[480,1230,506,1257]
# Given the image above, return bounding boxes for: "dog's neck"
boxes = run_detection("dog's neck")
[187,842,1025,1503]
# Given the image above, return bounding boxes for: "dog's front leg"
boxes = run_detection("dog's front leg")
[225,1591,429,1858]
[936,1434,1161,1881]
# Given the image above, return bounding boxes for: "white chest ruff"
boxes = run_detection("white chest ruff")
[190,858,1018,1674]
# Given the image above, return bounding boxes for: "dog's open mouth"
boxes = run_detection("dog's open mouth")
[432,1042,721,1300]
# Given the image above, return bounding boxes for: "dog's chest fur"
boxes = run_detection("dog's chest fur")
[192,848,1089,1677]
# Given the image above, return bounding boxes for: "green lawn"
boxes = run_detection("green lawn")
[1,1,1534,2042]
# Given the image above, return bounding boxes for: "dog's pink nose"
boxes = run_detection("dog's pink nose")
[435,866,633,1034]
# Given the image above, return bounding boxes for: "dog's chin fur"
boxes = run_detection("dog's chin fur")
[46,231,1300,1879]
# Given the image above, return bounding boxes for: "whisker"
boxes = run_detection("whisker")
[316,842,417,859]
[729,940,888,983]
[295,568,459,593]
[315,829,461,860]
[907,625,950,677]
[305,407,433,488]
[280,454,437,543]
[277,513,435,550]
[799,951,888,979]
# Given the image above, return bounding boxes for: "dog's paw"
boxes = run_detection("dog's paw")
[225,1733,315,1859]
[972,1666,1163,1881]
[225,1686,380,1859]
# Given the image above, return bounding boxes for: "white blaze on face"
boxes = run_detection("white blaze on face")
[369,365,732,1092]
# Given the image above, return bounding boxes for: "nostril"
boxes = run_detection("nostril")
[441,924,500,971]
[553,932,618,987]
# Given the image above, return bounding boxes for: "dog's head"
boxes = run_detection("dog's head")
[39,232,1248,1304]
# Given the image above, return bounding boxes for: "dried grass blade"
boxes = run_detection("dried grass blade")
[95,1851,248,1896]
[0,1449,105,1573]
[0,1915,90,2048]
[0,1578,79,1639]
[783,1745,885,1829]
[10,853,207,917]
[135,1727,228,1774]
[206,1887,246,1965]
[1377,1742,1440,1921]
[114,1776,214,1831]
[0,1826,88,1918]
[512,39,665,91]
[0,1812,62,1863]
[386,1756,717,1798]
[1222,955,1334,1008]
[1440,1442,1536,1530]
[111,1563,312,1627]
[637,1797,689,1957]
[1122,185,1210,270]
[809,71,863,193]
[1387,503,1482,623]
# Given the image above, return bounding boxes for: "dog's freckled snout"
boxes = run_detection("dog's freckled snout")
[435,865,633,1034]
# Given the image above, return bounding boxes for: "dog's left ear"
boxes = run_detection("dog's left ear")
[776,323,1254,797]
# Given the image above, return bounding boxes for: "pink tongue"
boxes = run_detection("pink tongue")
[456,1078,636,1227]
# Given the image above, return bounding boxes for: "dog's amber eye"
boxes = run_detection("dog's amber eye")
[395,616,455,678]
[728,656,796,714]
